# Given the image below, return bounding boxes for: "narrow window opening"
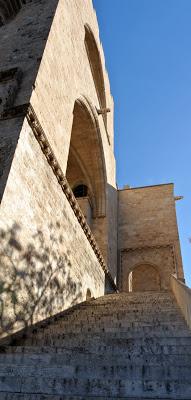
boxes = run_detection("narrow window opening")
[73,184,88,198]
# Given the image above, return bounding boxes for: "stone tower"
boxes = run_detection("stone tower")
[118,184,184,292]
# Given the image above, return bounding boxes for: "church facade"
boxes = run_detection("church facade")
[0,0,184,337]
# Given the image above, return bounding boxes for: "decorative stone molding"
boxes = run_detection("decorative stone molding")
[26,104,117,291]
[120,243,176,253]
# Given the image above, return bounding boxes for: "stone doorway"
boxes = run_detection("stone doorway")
[129,264,161,292]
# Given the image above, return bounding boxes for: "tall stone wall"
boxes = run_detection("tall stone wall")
[0,119,105,338]
[0,0,117,280]
[118,184,184,291]
[0,0,117,336]
[29,0,117,277]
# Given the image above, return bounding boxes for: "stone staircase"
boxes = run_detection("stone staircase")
[0,291,191,399]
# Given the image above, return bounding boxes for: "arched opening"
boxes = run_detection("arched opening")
[73,184,88,198]
[128,264,161,292]
[72,184,92,227]
[84,24,107,129]
[66,97,107,257]
[86,289,92,300]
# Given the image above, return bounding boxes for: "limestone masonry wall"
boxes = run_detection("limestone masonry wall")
[0,119,105,337]
[29,0,117,276]
[0,0,117,336]
[118,184,184,291]
[0,0,117,281]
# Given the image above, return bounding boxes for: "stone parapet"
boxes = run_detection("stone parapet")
[171,274,191,330]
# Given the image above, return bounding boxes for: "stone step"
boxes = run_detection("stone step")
[22,323,188,343]
[24,329,191,347]
[1,395,190,400]
[8,316,187,346]
[29,305,182,318]
[3,333,191,350]
[59,305,181,317]
[16,319,186,341]
[3,335,191,354]
[0,361,191,381]
[0,291,190,399]
[64,307,181,318]
[31,316,186,329]
[1,350,191,367]
[93,291,175,300]
[0,376,191,398]
[21,322,190,336]
[72,310,181,318]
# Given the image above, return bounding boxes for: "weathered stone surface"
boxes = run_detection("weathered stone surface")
[0,1,189,398]
[0,291,191,398]
[0,0,117,336]
[118,184,184,291]
[0,117,107,337]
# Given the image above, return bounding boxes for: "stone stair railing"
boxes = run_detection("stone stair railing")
[171,274,191,330]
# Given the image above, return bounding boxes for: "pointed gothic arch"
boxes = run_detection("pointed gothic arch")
[66,96,106,218]
[84,24,107,129]
[66,96,107,255]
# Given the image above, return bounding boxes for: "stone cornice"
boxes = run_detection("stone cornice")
[120,243,175,253]
[26,104,117,291]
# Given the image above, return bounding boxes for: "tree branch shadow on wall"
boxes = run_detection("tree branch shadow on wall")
[0,221,83,337]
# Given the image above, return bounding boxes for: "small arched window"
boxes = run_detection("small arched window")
[73,184,88,198]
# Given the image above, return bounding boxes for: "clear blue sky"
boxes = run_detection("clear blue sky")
[93,0,191,287]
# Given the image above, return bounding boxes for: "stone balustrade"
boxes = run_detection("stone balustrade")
[171,274,191,330]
